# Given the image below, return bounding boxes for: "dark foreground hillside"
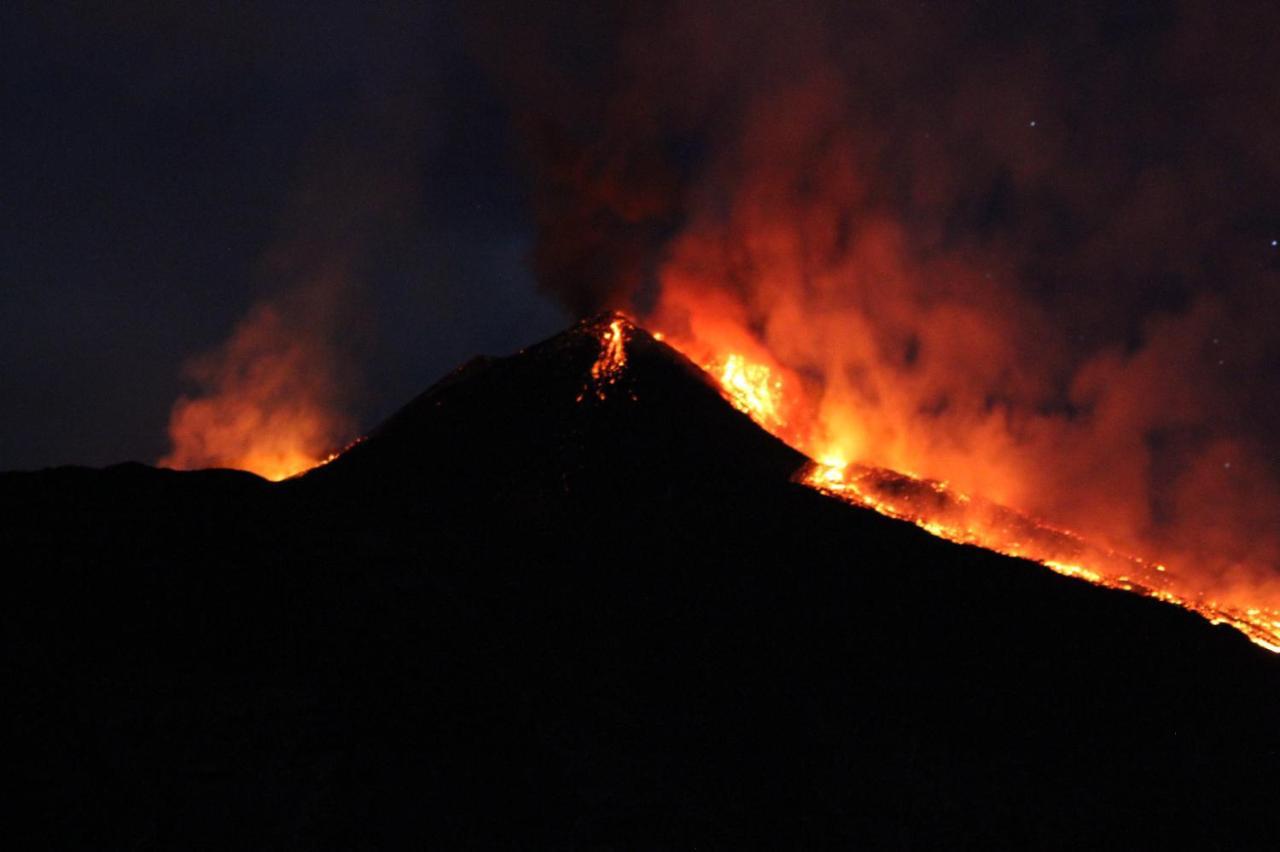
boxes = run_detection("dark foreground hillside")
[3,316,1279,849]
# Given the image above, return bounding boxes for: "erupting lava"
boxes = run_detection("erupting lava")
[715,354,786,433]
[589,315,1280,653]
[580,317,630,401]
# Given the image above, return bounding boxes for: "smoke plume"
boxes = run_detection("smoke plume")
[159,281,356,481]
[161,109,422,480]
[482,0,1280,604]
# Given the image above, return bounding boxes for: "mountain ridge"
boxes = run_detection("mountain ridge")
[3,315,1279,849]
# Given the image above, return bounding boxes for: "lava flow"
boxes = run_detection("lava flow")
[588,315,1280,653]
[799,460,1280,653]
[579,317,630,401]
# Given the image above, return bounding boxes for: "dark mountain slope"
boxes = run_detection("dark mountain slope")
[3,315,1279,850]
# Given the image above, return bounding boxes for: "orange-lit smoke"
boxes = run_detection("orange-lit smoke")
[491,1,1280,620]
[647,160,1280,618]
[160,297,353,481]
[158,107,422,481]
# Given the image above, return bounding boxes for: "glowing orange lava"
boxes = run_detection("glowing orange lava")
[580,316,630,401]
[800,459,1280,653]
[715,354,786,432]
[636,322,1280,654]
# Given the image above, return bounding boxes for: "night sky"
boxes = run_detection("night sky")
[3,0,1279,548]
[2,1,565,470]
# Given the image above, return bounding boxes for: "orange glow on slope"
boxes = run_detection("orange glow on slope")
[799,458,1280,653]
[634,323,1280,653]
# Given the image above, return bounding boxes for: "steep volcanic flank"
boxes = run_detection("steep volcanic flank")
[320,313,1280,652]
[303,313,804,493]
[4,315,1280,848]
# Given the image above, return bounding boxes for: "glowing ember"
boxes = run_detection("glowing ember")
[294,436,367,478]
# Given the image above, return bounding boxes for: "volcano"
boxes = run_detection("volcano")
[4,315,1280,849]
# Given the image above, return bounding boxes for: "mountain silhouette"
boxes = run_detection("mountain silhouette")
[3,314,1279,849]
